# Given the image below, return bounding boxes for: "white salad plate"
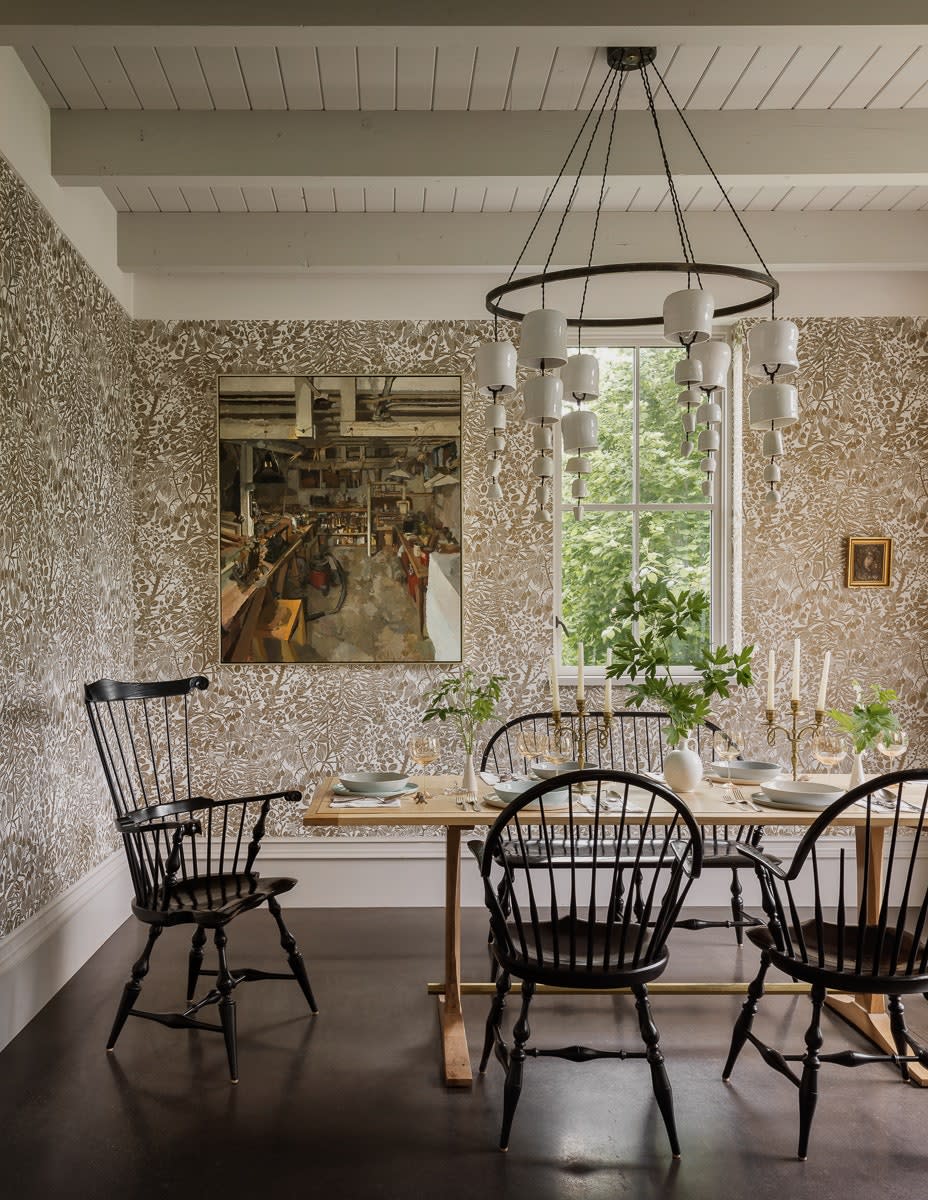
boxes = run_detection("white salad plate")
[709,760,783,784]
[338,771,410,795]
[756,780,845,811]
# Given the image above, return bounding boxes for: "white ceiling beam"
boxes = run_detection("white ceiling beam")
[117,210,928,271]
[51,109,928,187]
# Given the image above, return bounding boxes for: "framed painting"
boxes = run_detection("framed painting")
[218,374,462,663]
[846,536,892,588]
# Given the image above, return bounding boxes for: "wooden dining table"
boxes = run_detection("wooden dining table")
[303,772,928,1089]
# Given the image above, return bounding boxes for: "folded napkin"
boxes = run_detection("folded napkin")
[329,796,403,808]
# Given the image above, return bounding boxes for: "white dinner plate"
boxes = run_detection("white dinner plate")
[760,780,845,804]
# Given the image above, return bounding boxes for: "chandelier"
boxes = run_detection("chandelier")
[475,47,801,521]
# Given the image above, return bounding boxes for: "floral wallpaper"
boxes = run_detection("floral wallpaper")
[739,318,928,766]
[0,153,133,936]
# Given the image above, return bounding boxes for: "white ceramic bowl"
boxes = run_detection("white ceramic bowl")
[710,760,783,783]
[759,780,845,807]
[339,771,409,795]
[489,778,569,808]
[530,760,581,780]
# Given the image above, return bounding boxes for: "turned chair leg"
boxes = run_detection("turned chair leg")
[186,925,207,1004]
[499,981,534,1152]
[107,925,162,1051]
[267,896,318,1013]
[730,868,745,946]
[480,970,510,1073]
[723,949,771,1080]
[797,983,826,1160]
[634,984,681,1159]
[887,994,911,1083]
[214,926,238,1084]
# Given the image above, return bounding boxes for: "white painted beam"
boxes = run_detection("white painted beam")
[52,110,928,187]
[118,210,928,271]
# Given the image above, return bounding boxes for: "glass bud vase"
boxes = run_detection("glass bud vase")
[663,732,704,793]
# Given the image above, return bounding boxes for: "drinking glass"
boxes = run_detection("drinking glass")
[408,734,440,774]
[876,729,908,766]
[811,730,848,772]
[717,728,746,785]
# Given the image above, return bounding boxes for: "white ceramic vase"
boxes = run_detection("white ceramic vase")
[848,751,867,790]
[663,734,704,793]
[461,755,479,796]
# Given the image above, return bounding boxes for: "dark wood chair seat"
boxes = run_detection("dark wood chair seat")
[748,920,928,992]
[497,915,670,988]
[85,675,318,1083]
[141,872,298,926]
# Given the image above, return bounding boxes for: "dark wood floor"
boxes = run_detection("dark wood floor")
[3,906,927,1200]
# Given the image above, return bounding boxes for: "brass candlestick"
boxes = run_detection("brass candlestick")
[764,699,824,780]
[553,700,613,790]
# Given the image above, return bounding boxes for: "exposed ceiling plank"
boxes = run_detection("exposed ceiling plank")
[156,45,213,108]
[356,45,396,110]
[75,45,140,108]
[15,44,68,107]
[395,44,434,110]
[196,45,249,109]
[723,45,797,109]
[236,45,287,109]
[316,44,359,109]
[507,44,556,110]
[468,45,516,110]
[115,45,177,108]
[32,44,103,107]
[116,210,928,270]
[50,109,928,184]
[431,45,476,110]
[276,45,323,108]
[832,44,916,107]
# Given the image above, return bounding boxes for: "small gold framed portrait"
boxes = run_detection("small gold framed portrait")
[846,537,893,588]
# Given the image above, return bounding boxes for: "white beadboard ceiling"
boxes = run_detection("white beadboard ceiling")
[7,15,928,268]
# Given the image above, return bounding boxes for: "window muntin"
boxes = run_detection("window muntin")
[557,344,721,670]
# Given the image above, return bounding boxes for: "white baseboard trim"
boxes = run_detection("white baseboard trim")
[0,851,130,1052]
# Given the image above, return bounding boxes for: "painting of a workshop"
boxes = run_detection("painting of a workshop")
[218,375,462,663]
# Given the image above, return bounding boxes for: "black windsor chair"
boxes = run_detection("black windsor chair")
[723,769,928,1159]
[474,768,703,1156]
[481,710,769,943]
[85,675,318,1083]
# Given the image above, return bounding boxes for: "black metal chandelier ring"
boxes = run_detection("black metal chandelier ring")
[485,261,779,329]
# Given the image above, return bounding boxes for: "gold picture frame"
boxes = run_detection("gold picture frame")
[846,537,893,588]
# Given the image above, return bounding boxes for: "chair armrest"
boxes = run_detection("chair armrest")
[735,841,791,880]
[115,815,202,837]
[219,789,302,805]
[466,838,486,866]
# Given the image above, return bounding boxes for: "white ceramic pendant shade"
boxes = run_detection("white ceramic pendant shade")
[675,357,703,387]
[561,407,599,454]
[689,339,732,391]
[748,320,799,378]
[523,375,563,424]
[748,383,799,430]
[476,339,517,394]
[663,288,714,345]
[484,402,507,431]
[518,308,568,369]
[677,387,702,409]
[561,353,600,400]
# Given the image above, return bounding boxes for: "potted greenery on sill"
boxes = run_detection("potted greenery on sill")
[423,668,506,793]
[605,578,754,790]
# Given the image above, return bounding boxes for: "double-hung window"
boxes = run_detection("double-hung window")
[556,344,727,672]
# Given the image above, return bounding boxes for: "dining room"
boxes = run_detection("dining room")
[2,4,928,1199]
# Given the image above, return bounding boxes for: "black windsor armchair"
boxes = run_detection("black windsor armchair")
[474,768,703,1156]
[723,769,928,1159]
[85,675,317,1083]
[481,710,769,943]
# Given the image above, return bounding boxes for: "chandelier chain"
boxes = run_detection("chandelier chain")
[641,67,700,289]
[504,70,614,296]
[542,67,620,305]
[577,70,624,340]
[650,60,776,315]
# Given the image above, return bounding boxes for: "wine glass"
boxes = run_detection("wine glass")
[876,729,908,767]
[408,734,439,775]
[516,729,554,775]
[717,728,746,786]
[811,730,848,774]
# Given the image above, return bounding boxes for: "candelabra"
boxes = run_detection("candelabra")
[764,700,825,781]
[552,700,613,790]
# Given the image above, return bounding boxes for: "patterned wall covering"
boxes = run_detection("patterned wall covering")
[739,317,928,765]
[0,154,133,936]
[130,320,554,838]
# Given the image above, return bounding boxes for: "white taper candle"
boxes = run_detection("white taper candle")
[576,641,585,703]
[549,655,561,713]
[791,638,801,703]
[816,650,831,712]
[766,649,775,711]
[604,646,613,712]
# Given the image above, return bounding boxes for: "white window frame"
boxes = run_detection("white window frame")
[553,336,734,687]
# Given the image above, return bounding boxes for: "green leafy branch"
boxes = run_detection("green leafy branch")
[422,668,506,755]
[606,579,754,745]
[829,684,899,753]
